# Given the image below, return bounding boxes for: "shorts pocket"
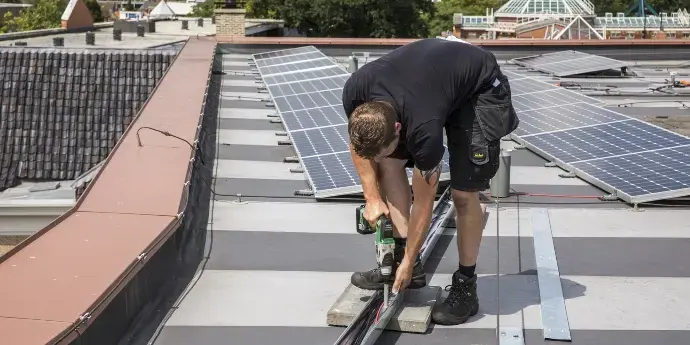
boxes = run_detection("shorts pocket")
[467,127,500,181]
[474,75,520,142]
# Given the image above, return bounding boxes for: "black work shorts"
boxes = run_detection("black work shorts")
[389,72,519,192]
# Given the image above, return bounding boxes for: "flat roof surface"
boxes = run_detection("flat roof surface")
[145,49,690,345]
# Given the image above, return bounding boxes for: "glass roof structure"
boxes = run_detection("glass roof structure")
[495,0,596,17]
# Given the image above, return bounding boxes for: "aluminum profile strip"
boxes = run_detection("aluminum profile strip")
[531,208,572,341]
[333,186,455,345]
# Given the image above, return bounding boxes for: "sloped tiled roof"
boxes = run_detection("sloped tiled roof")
[0,48,175,191]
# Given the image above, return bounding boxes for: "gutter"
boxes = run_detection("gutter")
[0,199,75,217]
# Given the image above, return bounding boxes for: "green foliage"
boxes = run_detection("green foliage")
[0,0,66,33]
[124,0,135,11]
[190,0,216,17]
[85,0,104,22]
[246,0,435,38]
[426,0,502,36]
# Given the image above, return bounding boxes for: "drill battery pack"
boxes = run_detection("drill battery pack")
[355,204,375,234]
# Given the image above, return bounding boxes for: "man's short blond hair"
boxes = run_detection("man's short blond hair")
[348,101,397,159]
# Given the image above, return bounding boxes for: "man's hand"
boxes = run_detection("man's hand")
[364,199,389,228]
[392,257,414,294]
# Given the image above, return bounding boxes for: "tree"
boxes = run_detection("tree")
[425,0,502,37]
[85,0,104,22]
[246,0,434,38]
[124,0,135,11]
[190,0,215,17]
[0,0,66,33]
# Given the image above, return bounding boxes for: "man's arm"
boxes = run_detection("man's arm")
[350,145,381,202]
[403,121,444,263]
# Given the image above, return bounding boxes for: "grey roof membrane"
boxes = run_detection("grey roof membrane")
[147,52,690,345]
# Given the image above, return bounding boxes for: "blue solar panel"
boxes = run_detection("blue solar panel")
[257,58,336,76]
[510,76,556,95]
[290,124,350,157]
[281,106,346,131]
[253,46,318,60]
[253,46,451,198]
[512,89,594,113]
[505,68,690,203]
[254,51,325,68]
[513,102,629,136]
[520,119,690,164]
[261,67,350,85]
[267,76,349,97]
[570,145,690,202]
[511,50,628,77]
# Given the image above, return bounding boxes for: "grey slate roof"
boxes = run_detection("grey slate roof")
[0,48,175,191]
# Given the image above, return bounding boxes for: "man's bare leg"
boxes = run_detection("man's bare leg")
[451,190,485,267]
[350,158,427,290]
[431,189,484,325]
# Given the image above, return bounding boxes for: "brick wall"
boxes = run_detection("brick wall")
[215,9,246,37]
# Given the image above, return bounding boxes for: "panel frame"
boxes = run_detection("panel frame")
[510,115,690,204]
[506,68,690,203]
[254,49,352,198]
[510,50,629,77]
[566,145,690,204]
[253,46,452,199]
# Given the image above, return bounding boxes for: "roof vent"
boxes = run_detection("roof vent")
[197,18,203,27]
[182,20,188,30]
[137,24,145,37]
[113,28,122,41]
[85,32,95,45]
[53,37,64,47]
[14,41,27,46]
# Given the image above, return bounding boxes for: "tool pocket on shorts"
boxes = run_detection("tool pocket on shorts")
[467,127,500,181]
[474,75,519,142]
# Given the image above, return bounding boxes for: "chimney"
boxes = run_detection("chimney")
[214,8,246,37]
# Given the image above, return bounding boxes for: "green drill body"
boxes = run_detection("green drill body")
[357,205,396,305]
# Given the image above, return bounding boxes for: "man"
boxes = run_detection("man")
[342,38,519,325]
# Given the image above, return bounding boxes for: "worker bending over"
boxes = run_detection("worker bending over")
[342,38,519,325]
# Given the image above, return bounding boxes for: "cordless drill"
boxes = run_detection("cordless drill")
[355,205,396,305]
[374,215,396,306]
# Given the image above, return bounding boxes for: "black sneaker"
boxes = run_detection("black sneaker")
[350,258,427,290]
[431,271,479,325]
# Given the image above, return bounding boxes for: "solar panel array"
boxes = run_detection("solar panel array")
[252,46,450,198]
[504,70,690,203]
[511,50,628,77]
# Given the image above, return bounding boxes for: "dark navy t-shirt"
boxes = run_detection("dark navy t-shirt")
[342,38,499,171]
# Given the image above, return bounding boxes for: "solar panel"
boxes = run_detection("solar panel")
[521,119,690,164]
[511,50,628,77]
[510,77,557,95]
[256,58,337,76]
[254,51,327,68]
[253,46,318,60]
[506,68,690,203]
[266,75,349,97]
[570,145,690,203]
[513,89,594,112]
[513,103,629,136]
[261,67,350,85]
[252,46,451,198]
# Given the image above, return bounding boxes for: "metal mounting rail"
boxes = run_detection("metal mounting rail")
[333,186,456,345]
